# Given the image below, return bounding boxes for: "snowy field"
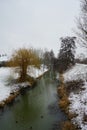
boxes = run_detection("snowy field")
[64,63,87,130]
[64,63,87,82]
[0,65,48,103]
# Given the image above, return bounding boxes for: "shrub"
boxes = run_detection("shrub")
[62,121,76,130]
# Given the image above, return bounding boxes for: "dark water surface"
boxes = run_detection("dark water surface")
[0,73,66,130]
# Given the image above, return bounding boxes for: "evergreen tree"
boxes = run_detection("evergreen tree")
[57,36,76,73]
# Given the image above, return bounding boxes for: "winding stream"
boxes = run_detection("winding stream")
[0,72,67,130]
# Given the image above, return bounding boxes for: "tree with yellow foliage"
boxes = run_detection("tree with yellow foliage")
[9,48,41,82]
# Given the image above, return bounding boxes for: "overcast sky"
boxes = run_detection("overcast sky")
[0,0,82,55]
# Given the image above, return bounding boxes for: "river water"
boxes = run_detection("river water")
[0,73,66,130]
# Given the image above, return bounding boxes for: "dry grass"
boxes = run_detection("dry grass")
[62,121,77,130]
[57,74,80,130]
[67,112,78,120]
[59,95,70,112]
[58,86,67,98]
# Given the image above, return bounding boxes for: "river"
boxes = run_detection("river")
[0,72,67,130]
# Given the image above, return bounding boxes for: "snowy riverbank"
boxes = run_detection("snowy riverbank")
[0,65,48,107]
[63,63,87,130]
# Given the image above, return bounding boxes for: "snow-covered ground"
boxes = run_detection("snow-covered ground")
[63,63,87,130]
[27,65,48,78]
[0,55,9,62]
[0,65,48,103]
[64,63,87,81]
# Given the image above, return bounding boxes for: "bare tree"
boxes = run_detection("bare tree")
[76,0,87,48]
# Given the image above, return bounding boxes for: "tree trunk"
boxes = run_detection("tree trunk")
[20,64,27,82]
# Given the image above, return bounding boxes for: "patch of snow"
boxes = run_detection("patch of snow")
[64,63,87,130]
[69,82,87,130]
[0,65,48,102]
[0,68,12,102]
[10,82,31,93]
[56,73,59,79]
[27,65,48,78]
[64,63,87,81]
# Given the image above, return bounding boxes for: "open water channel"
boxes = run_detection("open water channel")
[0,72,67,130]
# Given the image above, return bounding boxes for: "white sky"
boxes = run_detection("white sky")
[0,0,81,55]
